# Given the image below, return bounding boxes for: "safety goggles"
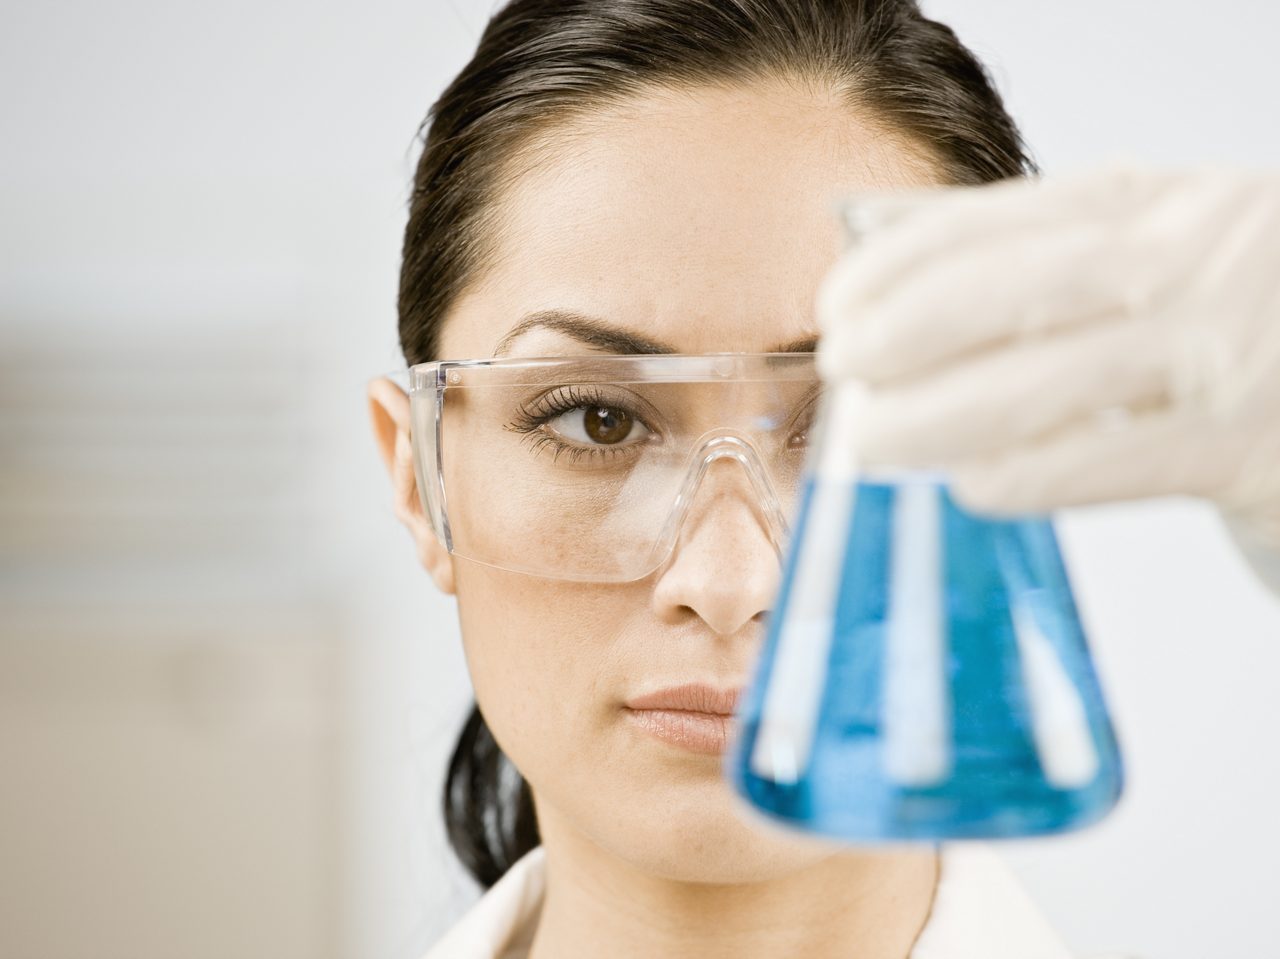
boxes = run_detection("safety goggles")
[399,352,823,583]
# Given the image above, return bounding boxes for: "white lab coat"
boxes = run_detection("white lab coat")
[423,843,1143,959]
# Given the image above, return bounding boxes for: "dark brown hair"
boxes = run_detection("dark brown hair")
[399,0,1037,890]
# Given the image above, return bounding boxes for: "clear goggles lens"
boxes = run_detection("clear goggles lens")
[406,353,821,582]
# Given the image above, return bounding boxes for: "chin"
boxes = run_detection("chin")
[603,781,838,884]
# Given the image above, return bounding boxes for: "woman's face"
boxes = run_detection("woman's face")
[385,79,942,883]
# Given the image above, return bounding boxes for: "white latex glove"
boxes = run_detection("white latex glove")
[815,165,1280,595]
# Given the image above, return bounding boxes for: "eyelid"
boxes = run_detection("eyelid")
[533,384,665,431]
[520,380,823,441]
[781,385,825,435]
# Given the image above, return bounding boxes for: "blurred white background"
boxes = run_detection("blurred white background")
[1,1,1277,958]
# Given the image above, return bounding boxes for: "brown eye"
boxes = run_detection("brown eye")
[583,406,633,444]
[547,404,650,448]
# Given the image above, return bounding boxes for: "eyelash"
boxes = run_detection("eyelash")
[504,385,819,464]
[505,385,649,465]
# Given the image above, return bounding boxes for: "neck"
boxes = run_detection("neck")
[526,807,940,959]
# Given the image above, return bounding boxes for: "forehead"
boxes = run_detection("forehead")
[441,79,942,360]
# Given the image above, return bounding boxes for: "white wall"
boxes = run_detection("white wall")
[1,2,1276,958]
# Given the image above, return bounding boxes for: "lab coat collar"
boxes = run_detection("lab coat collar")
[424,842,1078,959]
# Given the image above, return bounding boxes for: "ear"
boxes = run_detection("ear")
[366,377,456,596]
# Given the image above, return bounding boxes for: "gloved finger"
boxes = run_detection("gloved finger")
[850,314,1174,466]
[944,407,1220,515]
[816,220,1153,384]
[816,165,1173,342]
[828,165,1163,291]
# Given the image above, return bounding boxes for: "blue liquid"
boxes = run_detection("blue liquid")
[726,476,1124,841]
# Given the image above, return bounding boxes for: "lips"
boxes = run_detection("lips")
[623,683,744,755]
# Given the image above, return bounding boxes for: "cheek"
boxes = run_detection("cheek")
[453,564,635,773]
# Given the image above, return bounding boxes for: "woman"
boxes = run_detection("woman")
[367,1,1138,956]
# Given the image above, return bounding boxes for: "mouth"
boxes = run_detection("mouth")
[623,682,744,756]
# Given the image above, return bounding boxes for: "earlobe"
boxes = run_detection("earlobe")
[417,531,457,596]
[366,377,457,596]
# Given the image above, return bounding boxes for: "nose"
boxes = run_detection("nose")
[649,452,784,636]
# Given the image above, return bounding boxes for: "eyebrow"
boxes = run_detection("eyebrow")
[491,309,819,357]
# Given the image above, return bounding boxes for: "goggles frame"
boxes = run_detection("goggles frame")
[395,351,823,582]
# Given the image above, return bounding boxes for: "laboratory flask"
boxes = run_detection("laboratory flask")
[724,383,1125,841]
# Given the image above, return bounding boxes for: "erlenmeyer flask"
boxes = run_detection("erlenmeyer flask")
[724,378,1125,841]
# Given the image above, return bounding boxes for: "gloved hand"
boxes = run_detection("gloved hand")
[814,165,1280,594]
